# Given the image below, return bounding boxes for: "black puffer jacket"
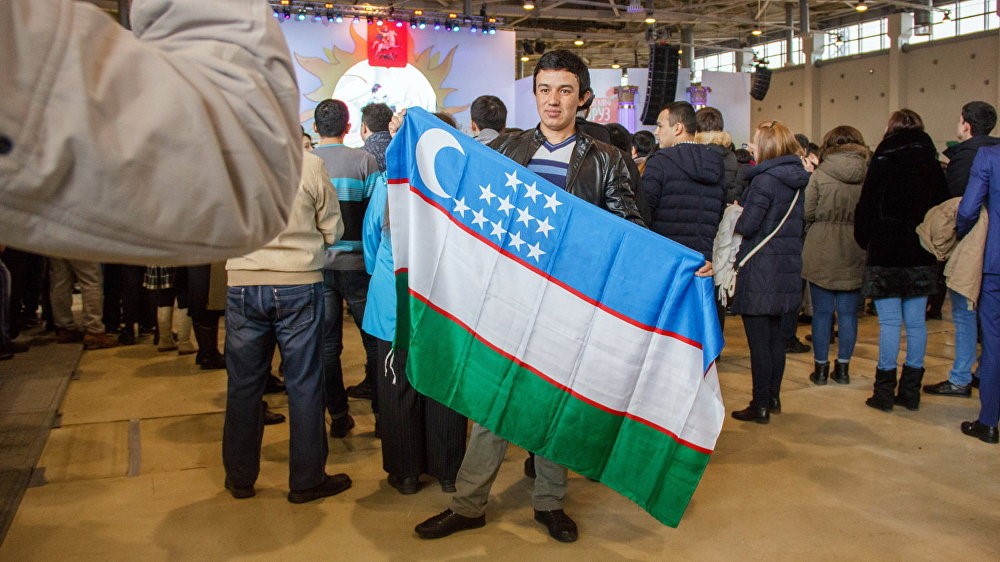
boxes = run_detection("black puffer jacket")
[490,127,646,226]
[854,129,950,298]
[730,155,809,316]
[943,134,1000,196]
[641,143,725,260]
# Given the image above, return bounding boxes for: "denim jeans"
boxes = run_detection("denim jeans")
[322,269,378,417]
[948,290,979,387]
[809,285,861,364]
[874,296,927,370]
[222,283,328,491]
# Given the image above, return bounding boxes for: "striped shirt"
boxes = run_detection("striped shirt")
[528,135,577,189]
[313,143,383,269]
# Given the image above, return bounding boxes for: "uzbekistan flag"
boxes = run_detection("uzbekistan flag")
[387,108,725,527]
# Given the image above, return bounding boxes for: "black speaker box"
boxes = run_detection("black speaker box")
[750,66,772,101]
[640,43,680,126]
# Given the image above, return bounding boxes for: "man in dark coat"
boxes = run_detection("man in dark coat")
[944,101,999,197]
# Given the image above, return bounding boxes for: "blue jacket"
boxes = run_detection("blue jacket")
[641,143,725,260]
[361,178,395,342]
[958,144,1000,275]
[730,155,809,316]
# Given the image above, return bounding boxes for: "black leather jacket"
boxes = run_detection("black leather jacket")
[490,127,647,226]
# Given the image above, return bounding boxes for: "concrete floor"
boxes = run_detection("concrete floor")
[1,310,997,560]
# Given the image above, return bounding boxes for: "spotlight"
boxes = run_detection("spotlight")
[451,22,460,32]
[448,13,458,19]
[335,13,343,23]
[611,61,621,69]
[280,0,289,4]
[751,27,762,36]
[418,20,426,29]
[353,15,360,24]
[943,10,951,20]
[523,0,535,10]
[283,8,291,20]
[376,16,383,26]
[574,35,584,46]
[489,24,496,34]
[395,19,403,28]
[273,8,282,19]
[409,18,416,28]
[855,0,868,12]
[366,15,373,24]
[521,55,530,62]
[644,10,656,24]
[296,10,307,21]
[313,13,323,22]
[325,3,333,8]
[414,10,423,16]
[470,24,478,33]
[434,20,442,30]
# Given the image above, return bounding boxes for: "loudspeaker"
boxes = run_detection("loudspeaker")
[640,43,680,126]
[750,66,772,101]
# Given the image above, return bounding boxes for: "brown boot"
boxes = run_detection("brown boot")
[55,328,84,343]
[83,332,120,350]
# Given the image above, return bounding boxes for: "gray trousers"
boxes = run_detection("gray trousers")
[450,423,567,518]
[49,258,104,334]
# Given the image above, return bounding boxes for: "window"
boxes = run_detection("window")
[692,51,736,82]
[824,18,889,58]
[750,37,804,67]
[908,0,998,44]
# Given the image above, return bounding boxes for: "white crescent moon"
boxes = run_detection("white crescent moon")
[416,128,464,199]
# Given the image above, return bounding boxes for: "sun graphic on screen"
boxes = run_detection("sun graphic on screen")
[295,24,468,146]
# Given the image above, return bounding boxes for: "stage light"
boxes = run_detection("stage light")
[521,55,530,62]
[296,10,307,21]
[418,20,426,29]
[283,8,291,20]
[855,0,868,12]
[452,22,460,32]
[488,24,496,34]
[611,61,621,69]
[574,36,584,46]
[751,27,762,36]
[433,20,442,30]
[448,13,458,19]
[409,18,416,28]
[335,13,343,23]
[376,16,383,26]
[395,19,403,28]
[273,8,282,19]
[470,24,478,33]
[324,3,333,8]
[313,13,323,22]
[523,0,535,10]
[366,15,373,24]
[644,10,656,24]
[414,10,423,16]
[279,0,289,4]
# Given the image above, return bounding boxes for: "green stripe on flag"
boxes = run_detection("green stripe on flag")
[398,273,710,527]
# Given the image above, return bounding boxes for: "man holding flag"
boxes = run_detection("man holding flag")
[387,50,721,541]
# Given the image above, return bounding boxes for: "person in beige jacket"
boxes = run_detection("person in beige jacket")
[0,0,302,265]
[801,126,870,386]
[222,151,348,504]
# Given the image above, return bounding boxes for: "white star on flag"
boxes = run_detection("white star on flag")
[535,216,555,238]
[471,209,489,229]
[504,171,523,192]
[523,181,542,202]
[515,206,534,226]
[497,196,514,215]
[479,184,496,204]
[507,231,526,250]
[526,241,546,261]
[453,197,470,217]
[543,190,563,213]
[489,220,507,240]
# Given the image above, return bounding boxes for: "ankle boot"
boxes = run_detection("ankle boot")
[156,307,178,352]
[895,365,925,411]
[193,319,226,370]
[831,361,850,384]
[175,311,196,355]
[866,368,897,412]
[809,361,829,385]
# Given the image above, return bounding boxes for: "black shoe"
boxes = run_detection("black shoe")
[439,479,457,493]
[198,352,226,370]
[2,341,29,354]
[0,350,13,361]
[971,375,980,389]
[346,382,374,400]
[524,454,536,479]
[768,397,781,414]
[926,309,942,320]
[831,361,850,385]
[785,338,811,354]
[387,474,420,495]
[263,408,286,425]
[809,361,829,385]
[797,313,812,325]
[923,380,972,397]
[117,330,136,346]
[960,420,999,444]
[534,509,578,543]
[731,405,770,424]
[329,413,355,438]
[264,374,286,394]
[415,509,486,539]
[287,473,352,503]
[224,477,255,499]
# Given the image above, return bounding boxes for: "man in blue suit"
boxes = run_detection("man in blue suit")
[957,144,1000,444]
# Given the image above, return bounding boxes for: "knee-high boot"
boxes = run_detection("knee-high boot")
[895,365,925,411]
[156,307,178,352]
[175,310,196,355]
[194,317,225,370]
[866,368,897,412]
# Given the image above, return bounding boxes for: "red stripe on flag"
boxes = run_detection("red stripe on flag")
[408,288,715,456]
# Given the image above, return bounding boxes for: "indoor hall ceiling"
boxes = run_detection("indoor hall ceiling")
[90,0,938,70]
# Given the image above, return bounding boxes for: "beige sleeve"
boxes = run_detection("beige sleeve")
[0,0,302,265]
[303,153,344,246]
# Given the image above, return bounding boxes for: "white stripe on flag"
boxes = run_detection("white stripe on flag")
[402,186,725,452]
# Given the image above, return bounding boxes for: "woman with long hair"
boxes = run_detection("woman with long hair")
[730,121,810,424]
[854,109,949,412]
[802,126,870,386]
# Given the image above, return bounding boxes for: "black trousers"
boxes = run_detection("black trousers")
[1,248,44,338]
[742,314,786,407]
[376,338,467,481]
[103,264,150,332]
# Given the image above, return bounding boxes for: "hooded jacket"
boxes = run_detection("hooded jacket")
[854,129,950,298]
[490,127,646,226]
[730,155,810,316]
[943,134,1000,197]
[695,131,740,204]
[801,143,870,291]
[641,143,725,260]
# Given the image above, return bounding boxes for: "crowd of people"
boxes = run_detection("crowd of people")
[2,3,997,542]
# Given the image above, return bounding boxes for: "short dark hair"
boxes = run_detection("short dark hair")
[885,108,924,139]
[433,111,458,128]
[314,99,350,138]
[962,101,997,136]
[532,50,590,100]
[579,88,596,111]
[695,107,725,133]
[794,133,811,151]
[631,130,656,158]
[605,123,631,152]
[662,101,697,134]
[734,148,753,164]
[470,95,507,131]
[360,103,393,133]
